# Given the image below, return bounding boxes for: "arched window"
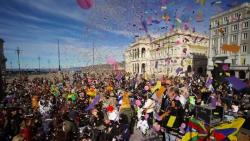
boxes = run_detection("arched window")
[230,70,235,76]
[187,65,192,73]
[141,63,146,73]
[155,61,158,69]
[141,48,146,58]
[239,70,246,79]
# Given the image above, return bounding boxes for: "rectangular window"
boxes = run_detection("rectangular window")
[234,12,241,20]
[155,61,158,69]
[215,20,218,27]
[220,48,226,54]
[242,33,248,40]
[243,58,246,65]
[242,45,247,53]
[224,27,227,33]
[214,48,218,55]
[222,50,226,54]
[231,34,237,42]
[243,22,248,28]
[232,59,236,65]
[222,37,227,43]
[214,30,218,35]
[223,16,228,24]
[235,13,239,18]
[232,24,238,31]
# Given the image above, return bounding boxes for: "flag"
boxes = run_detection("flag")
[189,96,196,105]
[182,117,208,141]
[176,67,183,75]
[182,131,207,141]
[225,76,248,91]
[187,118,208,134]
[205,78,213,88]
[151,81,161,93]
[167,116,176,127]
[115,73,123,81]
[86,87,96,97]
[156,86,166,99]
[182,117,245,141]
[85,95,100,111]
[212,118,245,141]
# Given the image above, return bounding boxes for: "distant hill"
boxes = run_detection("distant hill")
[81,61,125,73]
[5,61,125,73]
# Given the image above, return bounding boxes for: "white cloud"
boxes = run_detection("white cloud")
[1,0,145,68]
[12,0,139,38]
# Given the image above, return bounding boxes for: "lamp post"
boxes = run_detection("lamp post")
[16,47,21,77]
[38,56,40,73]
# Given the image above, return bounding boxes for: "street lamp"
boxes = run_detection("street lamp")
[38,56,40,73]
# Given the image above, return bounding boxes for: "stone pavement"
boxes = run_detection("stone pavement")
[130,127,163,141]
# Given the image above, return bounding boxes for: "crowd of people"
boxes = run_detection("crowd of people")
[0,71,249,141]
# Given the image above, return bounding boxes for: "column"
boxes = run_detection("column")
[138,63,141,74]
[133,49,135,60]
[235,71,239,78]
[133,63,134,73]
[136,63,139,73]
[137,48,140,58]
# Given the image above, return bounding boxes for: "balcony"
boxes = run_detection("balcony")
[212,54,228,62]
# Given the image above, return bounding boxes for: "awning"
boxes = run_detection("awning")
[215,60,223,63]
[212,56,228,62]
[224,58,232,64]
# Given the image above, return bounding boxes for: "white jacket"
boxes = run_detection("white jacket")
[137,119,149,134]
[143,99,155,113]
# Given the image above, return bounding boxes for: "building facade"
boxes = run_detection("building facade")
[124,37,151,74]
[125,29,209,76]
[207,3,250,79]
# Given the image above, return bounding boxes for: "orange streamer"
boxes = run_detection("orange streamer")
[222,44,240,53]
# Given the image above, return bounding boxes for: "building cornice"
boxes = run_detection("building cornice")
[188,44,208,49]
[210,17,250,30]
[210,2,250,20]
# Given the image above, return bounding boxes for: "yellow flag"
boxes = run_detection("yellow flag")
[151,81,161,93]
[213,118,245,140]
[156,86,166,98]
[182,132,199,141]
[167,116,176,127]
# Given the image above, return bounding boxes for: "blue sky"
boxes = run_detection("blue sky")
[0,0,249,69]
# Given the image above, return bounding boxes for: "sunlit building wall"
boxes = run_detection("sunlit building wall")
[207,2,250,79]
[125,29,209,76]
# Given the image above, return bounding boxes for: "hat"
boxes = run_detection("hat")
[106,105,114,113]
